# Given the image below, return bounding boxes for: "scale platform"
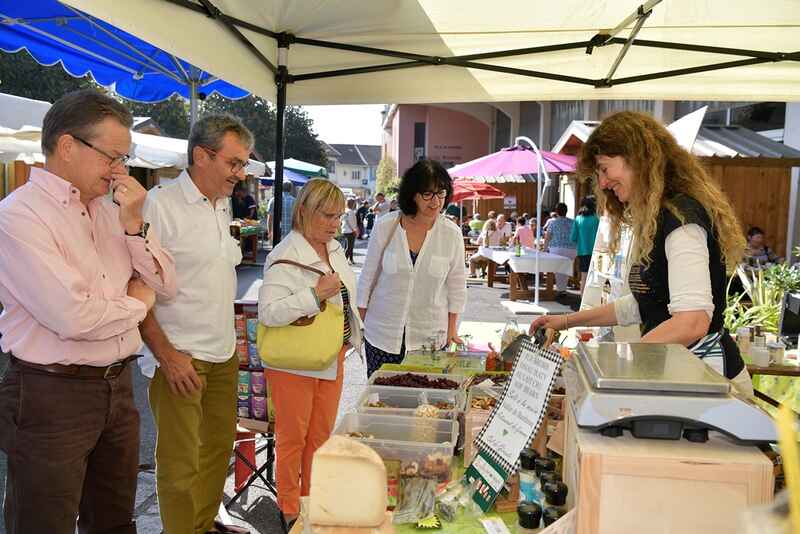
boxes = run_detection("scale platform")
[563,342,777,443]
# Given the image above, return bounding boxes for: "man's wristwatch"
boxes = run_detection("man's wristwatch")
[126,221,150,239]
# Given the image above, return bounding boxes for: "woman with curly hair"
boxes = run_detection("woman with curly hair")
[529,111,753,395]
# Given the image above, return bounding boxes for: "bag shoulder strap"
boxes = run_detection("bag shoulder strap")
[268,258,327,277]
[365,216,402,307]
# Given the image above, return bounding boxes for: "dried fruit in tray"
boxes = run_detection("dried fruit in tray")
[470,396,498,410]
[468,373,510,388]
[373,373,459,390]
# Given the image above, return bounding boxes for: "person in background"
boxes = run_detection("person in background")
[267,180,296,242]
[0,89,177,534]
[468,213,484,235]
[571,195,600,292]
[512,216,534,249]
[389,198,399,212]
[532,111,752,396]
[356,200,369,239]
[745,226,781,266]
[365,207,376,238]
[140,113,253,534]
[232,180,257,220]
[469,219,503,276]
[372,191,390,220]
[259,179,361,527]
[358,159,466,376]
[543,202,577,295]
[542,209,559,233]
[495,213,513,245]
[341,197,359,264]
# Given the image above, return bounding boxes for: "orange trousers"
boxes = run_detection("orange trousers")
[265,347,346,515]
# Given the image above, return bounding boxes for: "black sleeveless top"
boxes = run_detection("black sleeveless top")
[627,194,744,378]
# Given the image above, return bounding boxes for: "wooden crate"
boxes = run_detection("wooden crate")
[563,404,774,534]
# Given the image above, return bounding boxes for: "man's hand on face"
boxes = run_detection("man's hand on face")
[112,174,147,234]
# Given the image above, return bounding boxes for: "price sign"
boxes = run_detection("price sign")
[464,337,562,511]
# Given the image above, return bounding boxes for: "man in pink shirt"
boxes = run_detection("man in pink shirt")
[0,90,176,534]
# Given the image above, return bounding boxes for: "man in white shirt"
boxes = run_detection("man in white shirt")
[372,192,390,219]
[139,114,254,534]
[496,214,513,244]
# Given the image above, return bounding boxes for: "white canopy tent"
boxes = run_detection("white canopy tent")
[62,0,800,242]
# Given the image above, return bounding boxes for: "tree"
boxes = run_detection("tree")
[201,94,326,165]
[376,155,399,195]
[0,50,94,102]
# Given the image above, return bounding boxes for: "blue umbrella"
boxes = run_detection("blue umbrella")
[0,0,247,121]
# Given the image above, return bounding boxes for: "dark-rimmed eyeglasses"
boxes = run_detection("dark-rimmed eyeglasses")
[420,189,448,201]
[72,135,130,167]
[199,145,248,175]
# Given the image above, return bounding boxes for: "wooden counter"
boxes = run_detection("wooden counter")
[562,403,774,534]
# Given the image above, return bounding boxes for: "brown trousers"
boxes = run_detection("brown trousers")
[0,360,139,534]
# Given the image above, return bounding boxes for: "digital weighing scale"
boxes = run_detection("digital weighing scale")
[563,342,777,443]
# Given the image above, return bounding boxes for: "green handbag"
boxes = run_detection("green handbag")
[257,259,344,371]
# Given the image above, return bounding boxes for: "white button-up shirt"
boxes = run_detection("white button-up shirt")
[258,230,362,380]
[357,212,467,354]
[138,170,242,378]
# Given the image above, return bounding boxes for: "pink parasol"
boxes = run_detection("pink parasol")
[448,145,576,177]
[451,179,505,203]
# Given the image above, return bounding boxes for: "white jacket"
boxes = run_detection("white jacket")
[357,212,467,354]
[258,230,362,380]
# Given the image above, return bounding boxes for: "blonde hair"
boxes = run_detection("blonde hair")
[577,111,745,272]
[292,178,345,234]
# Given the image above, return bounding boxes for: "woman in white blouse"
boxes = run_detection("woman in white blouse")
[258,179,361,524]
[340,197,359,264]
[529,111,753,396]
[357,160,467,376]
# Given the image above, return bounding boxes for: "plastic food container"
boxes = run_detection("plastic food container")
[334,413,459,482]
[369,370,467,390]
[357,385,465,419]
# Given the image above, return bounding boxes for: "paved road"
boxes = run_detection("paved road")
[0,236,556,534]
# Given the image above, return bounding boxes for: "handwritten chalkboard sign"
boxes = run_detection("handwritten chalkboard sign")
[464,337,562,511]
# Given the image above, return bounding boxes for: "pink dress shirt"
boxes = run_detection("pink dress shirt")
[514,225,535,248]
[0,168,177,366]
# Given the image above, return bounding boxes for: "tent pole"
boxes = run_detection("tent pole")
[272,42,289,246]
[189,78,198,127]
[515,136,549,307]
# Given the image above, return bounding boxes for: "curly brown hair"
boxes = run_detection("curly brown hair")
[577,111,745,272]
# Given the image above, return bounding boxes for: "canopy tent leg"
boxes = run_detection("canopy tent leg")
[272,43,289,247]
[189,78,198,127]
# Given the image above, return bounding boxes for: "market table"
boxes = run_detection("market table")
[230,222,263,264]
[478,246,573,300]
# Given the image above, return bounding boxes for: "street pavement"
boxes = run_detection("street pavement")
[0,236,565,534]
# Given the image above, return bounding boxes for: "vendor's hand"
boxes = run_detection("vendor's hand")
[127,278,156,311]
[448,333,464,347]
[157,347,202,397]
[112,173,147,235]
[315,273,341,301]
[528,314,570,335]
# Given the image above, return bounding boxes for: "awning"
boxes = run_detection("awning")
[267,159,327,178]
[64,0,800,104]
[259,168,309,186]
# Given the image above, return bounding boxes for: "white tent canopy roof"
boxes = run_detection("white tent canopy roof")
[65,0,800,104]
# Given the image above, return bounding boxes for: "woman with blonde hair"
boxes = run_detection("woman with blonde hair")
[530,111,752,395]
[258,179,361,525]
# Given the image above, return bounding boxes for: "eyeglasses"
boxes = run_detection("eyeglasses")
[321,211,345,223]
[420,189,448,201]
[199,145,248,175]
[72,135,130,167]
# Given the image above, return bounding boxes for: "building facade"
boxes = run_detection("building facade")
[323,142,381,198]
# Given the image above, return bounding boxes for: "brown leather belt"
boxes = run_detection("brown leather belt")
[11,354,140,379]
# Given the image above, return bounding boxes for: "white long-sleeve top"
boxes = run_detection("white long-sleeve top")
[357,212,467,354]
[258,230,362,380]
[614,224,715,326]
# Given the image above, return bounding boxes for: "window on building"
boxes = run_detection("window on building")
[326,161,336,174]
[352,170,361,182]
[494,109,511,151]
[414,122,426,160]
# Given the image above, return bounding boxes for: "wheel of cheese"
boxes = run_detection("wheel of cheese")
[309,435,388,527]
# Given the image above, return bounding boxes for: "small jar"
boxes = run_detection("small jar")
[517,501,542,534]
[736,327,751,356]
[539,470,561,487]
[533,457,556,505]
[767,341,785,366]
[546,449,563,475]
[518,449,539,503]
[542,506,566,526]
[543,481,568,512]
